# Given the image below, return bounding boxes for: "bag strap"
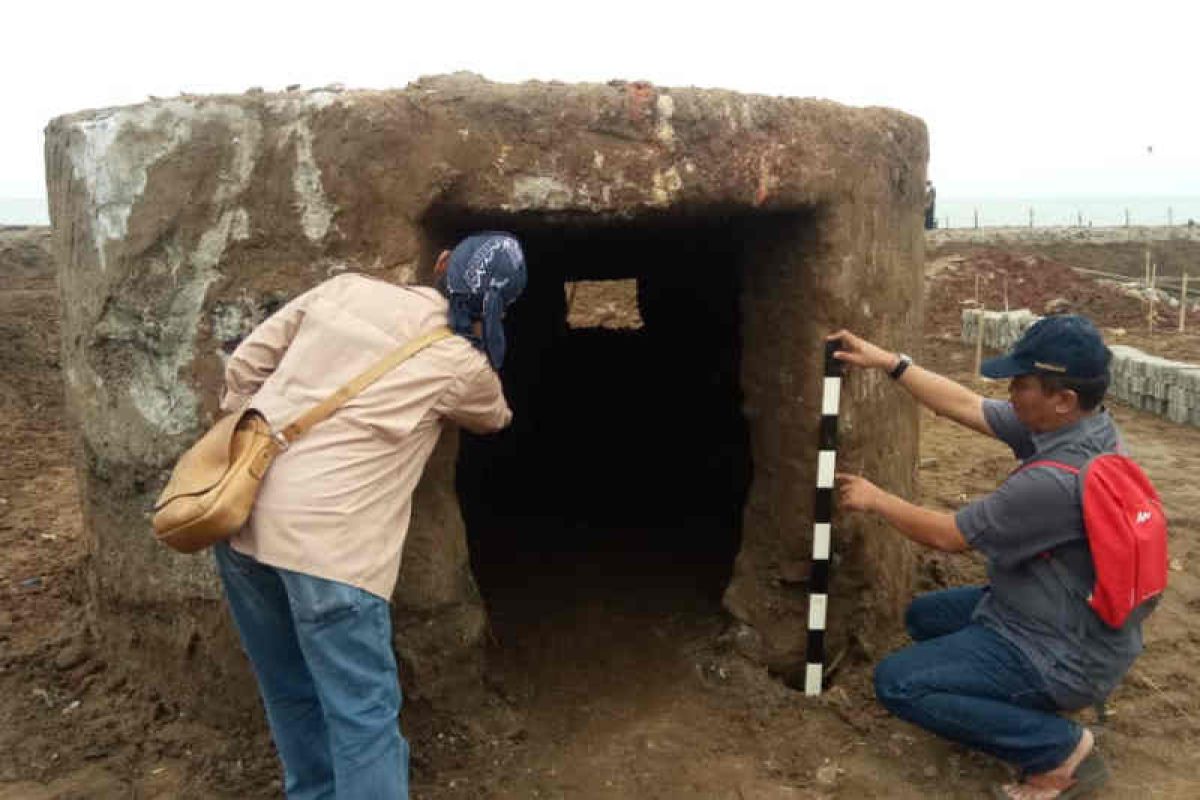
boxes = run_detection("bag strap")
[1017,458,1094,598]
[278,326,454,445]
[1016,459,1081,475]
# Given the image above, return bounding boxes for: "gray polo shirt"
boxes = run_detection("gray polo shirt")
[955,399,1153,709]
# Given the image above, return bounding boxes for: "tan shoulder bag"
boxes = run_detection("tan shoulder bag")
[152,327,453,553]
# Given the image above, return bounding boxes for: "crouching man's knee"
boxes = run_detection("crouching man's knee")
[873,652,914,717]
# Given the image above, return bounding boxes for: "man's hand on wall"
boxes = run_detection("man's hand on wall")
[826,330,899,373]
[835,472,884,513]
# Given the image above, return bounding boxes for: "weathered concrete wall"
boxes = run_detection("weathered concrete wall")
[45,73,927,714]
[730,206,923,675]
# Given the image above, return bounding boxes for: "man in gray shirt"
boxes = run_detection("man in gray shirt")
[830,315,1156,799]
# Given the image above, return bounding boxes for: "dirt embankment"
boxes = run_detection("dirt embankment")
[926,240,1200,365]
[1,226,1197,798]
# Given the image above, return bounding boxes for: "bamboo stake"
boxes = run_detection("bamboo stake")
[975,306,986,383]
[1144,249,1151,288]
[974,274,980,304]
[1148,263,1157,334]
[1003,275,1010,312]
[1180,273,1189,333]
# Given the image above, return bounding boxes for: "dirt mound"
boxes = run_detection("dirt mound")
[926,246,1200,364]
[929,248,1142,331]
[0,226,54,289]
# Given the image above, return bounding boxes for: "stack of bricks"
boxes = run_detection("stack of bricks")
[960,308,1039,351]
[961,309,1200,429]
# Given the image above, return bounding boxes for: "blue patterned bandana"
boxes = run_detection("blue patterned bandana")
[445,232,527,369]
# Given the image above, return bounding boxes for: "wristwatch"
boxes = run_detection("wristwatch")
[889,353,913,380]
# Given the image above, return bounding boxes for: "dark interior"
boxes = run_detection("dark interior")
[420,209,788,621]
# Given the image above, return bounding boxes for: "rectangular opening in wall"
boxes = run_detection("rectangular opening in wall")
[564,279,643,330]
[418,206,807,678]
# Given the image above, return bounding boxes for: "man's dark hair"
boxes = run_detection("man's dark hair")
[1035,371,1110,411]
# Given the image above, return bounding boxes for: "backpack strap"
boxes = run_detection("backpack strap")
[1014,458,1094,597]
[1017,459,1081,475]
[277,326,454,445]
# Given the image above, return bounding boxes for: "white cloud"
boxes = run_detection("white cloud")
[4,0,1198,216]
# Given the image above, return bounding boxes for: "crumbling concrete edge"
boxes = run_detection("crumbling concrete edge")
[962,309,1200,428]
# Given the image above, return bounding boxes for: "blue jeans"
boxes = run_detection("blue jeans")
[874,586,1082,775]
[214,542,409,799]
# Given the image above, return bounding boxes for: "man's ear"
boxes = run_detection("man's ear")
[1054,389,1080,415]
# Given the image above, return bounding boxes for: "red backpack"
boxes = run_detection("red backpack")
[1022,454,1168,628]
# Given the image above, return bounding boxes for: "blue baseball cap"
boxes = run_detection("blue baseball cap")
[981,314,1111,379]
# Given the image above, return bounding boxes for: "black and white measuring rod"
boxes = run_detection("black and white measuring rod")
[804,338,842,696]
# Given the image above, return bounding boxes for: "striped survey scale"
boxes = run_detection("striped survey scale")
[805,338,843,696]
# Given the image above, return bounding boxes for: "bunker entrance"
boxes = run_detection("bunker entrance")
[423,209,796,636]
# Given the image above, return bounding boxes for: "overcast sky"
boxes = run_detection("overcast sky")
[3,0,1197,209]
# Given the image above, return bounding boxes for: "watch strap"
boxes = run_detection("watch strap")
[889,353,912,380]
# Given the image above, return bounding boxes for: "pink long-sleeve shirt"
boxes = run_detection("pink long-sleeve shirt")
[220,272,511,599]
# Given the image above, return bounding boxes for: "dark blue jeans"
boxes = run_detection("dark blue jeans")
[215,542,409,799]
[873,586,1082,775]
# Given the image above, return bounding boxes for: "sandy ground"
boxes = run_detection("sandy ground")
[1,227,1198,798]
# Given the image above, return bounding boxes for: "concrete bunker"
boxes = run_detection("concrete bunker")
[45,74,927,719]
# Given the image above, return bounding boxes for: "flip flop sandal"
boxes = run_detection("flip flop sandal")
[1057,751,1110,799]
[991,751,1110,799]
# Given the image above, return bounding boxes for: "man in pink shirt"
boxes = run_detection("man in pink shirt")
[214,233,526,799]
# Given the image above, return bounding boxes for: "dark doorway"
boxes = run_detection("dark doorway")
[420,210,794,632]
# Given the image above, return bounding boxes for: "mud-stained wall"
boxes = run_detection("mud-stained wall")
[44,73,926,716]
[730,209,923,676]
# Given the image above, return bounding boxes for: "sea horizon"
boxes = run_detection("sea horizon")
[1,197,50,226]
